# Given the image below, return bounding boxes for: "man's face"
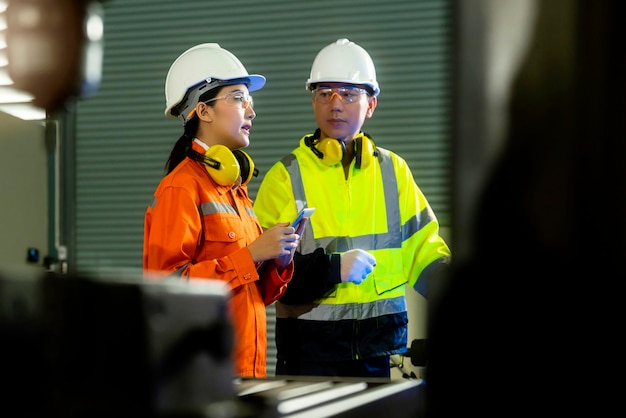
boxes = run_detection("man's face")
[311,82,376,142]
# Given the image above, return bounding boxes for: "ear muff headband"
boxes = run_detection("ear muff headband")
[187,145,257,186]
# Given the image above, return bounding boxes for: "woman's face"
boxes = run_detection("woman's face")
[196,84,256,149]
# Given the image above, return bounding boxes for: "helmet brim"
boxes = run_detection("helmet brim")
[165,74,266,121]
[246,74,266,92]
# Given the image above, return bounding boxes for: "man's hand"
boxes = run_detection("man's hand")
[340,249,376,284]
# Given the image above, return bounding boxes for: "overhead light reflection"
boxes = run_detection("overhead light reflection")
[0,0,45,121]
[0,102,45,121]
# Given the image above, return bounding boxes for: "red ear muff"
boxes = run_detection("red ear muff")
[187,145,257,186]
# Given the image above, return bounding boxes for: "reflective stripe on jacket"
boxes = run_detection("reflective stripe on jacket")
[144,140,293,377]
[254,134,451,361]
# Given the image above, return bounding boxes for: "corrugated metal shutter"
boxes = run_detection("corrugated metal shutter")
[74,0,452,375]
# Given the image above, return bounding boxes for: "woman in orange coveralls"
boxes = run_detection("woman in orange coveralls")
[143,43,301,378]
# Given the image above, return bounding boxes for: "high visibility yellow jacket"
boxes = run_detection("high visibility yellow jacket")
[144,140,293,377]
[254,133,451,362]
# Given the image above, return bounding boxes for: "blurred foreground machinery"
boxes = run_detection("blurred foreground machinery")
[0,269,234,418]
[0,268,425,418]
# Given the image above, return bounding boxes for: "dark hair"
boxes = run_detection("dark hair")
[164,87,223,174]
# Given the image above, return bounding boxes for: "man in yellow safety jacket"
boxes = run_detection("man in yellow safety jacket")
[253,38,452,378]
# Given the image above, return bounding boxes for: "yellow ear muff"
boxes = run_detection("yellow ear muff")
[304,129,378,168]
[233,149,257,185]
[305,129,344,166]
[354,134,377,169]
[315,138,345,166]
[203,145,240,186]
[187,145,258,186]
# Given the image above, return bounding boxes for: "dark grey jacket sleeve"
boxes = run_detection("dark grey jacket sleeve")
[278,248,341,305]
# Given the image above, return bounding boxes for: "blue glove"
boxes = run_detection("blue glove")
[340,249,377,284]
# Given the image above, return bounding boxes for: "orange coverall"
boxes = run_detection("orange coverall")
[143,141,293,377]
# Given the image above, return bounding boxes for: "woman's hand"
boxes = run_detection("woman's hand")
[248,222,301,264]
[273,217,308,269]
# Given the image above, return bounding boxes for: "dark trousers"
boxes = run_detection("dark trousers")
[276,355,391,379]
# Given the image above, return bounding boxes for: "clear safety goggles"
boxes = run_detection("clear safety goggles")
[204,91,254,109]
[312,86,368,104]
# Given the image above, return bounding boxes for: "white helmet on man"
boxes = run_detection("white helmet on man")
[306,38,379,97]
[164,43,266,124]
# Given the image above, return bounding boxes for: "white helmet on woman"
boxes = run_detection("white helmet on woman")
[164,43,266,124]
[305,38,380,97]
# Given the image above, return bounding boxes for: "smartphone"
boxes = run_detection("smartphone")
[292,207,316,229]
[256,207,315,272]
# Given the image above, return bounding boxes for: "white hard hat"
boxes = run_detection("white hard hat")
[306,38,380,96]
[164,43,266,124]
